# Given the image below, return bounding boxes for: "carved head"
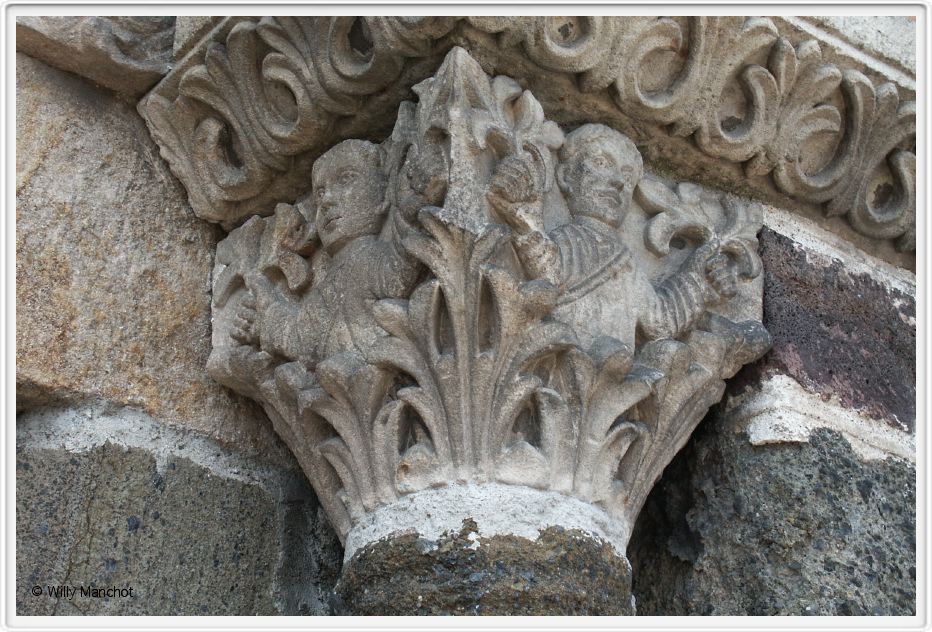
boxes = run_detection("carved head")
[313,139,388,253]
[557,125,643,228]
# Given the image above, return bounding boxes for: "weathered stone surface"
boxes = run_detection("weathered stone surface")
[800,16,916,76]
[726,374,914,464]
[16,404,342,616]
[140,16,916,257]
[334,523,634,615]
[141,16,458,227]
[629,420,915,615]
[733,226,915,431]
[172,16,220,60]
[205,47,768,560]
[16,16,174,96]
[627,212,916,616]
[15,52,286,460]
[14,13,917,619]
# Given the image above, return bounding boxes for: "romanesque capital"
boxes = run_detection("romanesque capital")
[206,47,770,571]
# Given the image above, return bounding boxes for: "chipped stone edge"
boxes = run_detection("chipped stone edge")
[724,374,915,463]
[342,482,630,564]
[763,204,917,299]
[15,401,304,497]
[779,16,916,91]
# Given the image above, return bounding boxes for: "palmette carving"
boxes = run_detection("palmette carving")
[143,17,457,225]
[141,16,915,252]
[207,47,769,544]
[475,17,916,251]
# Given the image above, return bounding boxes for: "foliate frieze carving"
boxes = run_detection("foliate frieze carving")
[207,48,769,544]
[465,17,916,252]
[140,16,915,253]
[141,17,457,225]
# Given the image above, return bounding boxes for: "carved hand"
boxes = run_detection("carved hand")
[682,242,738,303]
[230,290,260,347]
[406,145,447,207]
[704,251,738,300]
[488,154,546,234]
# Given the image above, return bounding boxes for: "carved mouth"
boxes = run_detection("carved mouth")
[595,190,622,205]
[322,214,341,231]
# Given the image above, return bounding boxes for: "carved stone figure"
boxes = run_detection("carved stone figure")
[227,139,422,368]
[491,123,740,351]
[207,48,770,573]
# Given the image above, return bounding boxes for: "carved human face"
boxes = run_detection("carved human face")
[559,132,642,228]
[313,140,386,253]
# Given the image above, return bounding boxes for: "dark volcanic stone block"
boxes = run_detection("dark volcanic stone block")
[733,228,915,431]
[16,439,341,615]
[334,522,635,615]
[629,417,915,616]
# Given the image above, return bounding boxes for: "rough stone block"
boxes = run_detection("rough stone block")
[15,52,293,460]
[735,216,916,432]
[336,523,634,615]
[628,209,915,616]
[15,16,174,96]
[16,404,342,615]
[629,419,915,615]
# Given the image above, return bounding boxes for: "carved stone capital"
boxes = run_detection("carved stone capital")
[139,16,915,258]
[204,48,770,606]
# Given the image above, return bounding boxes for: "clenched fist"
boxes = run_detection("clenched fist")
[682,242,739,302]
[704,251,738,300]
[231,290,260,346]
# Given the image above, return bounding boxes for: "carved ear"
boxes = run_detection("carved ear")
[377,196,391,220]
[555,161,570,195]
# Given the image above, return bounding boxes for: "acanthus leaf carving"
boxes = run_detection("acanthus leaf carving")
[206,47,770,551]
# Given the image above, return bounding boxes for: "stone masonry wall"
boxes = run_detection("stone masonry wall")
[15,48,343,615]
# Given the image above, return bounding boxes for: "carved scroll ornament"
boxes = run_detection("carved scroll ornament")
[207,48,770,548]
[140,16,915,252]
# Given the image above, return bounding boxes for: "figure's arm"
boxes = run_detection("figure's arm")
[363,143,445,299]
[230,203,324,362]
[638,244,738,340]
[369,232,422,299]
[511,228,563,287]
[231,280,320,364]
[487,154,567,286]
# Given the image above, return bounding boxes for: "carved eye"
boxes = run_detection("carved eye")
[589,156,611,171]
[339,171,356,185]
